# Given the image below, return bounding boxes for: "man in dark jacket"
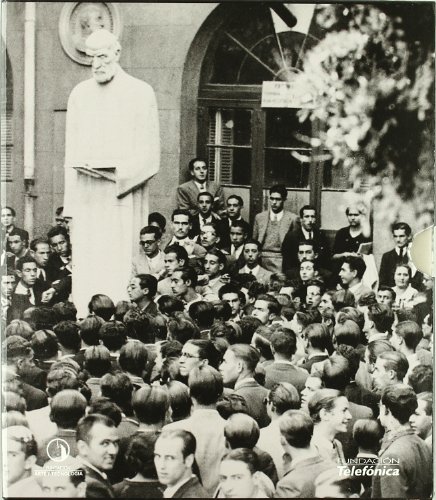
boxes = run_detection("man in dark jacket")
[77,414,119,498]
[372,384,432,498]
[154,429,207,498]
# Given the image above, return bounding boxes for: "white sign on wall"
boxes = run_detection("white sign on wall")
[261,81,314,109]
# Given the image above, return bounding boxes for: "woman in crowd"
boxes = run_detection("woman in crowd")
[392,264,418,310]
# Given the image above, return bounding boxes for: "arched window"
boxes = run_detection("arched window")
[194,4,347,221]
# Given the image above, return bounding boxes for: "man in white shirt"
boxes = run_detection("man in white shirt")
[189,191,222,240]
[238,239,272,284]
[197,248,228,302]
[158,244,189,296]
[131,225,165,278]
[154,429,207,498]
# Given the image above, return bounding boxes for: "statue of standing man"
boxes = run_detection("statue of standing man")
[64,29,160,317]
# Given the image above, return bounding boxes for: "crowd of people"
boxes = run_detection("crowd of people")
[1,157,433,498]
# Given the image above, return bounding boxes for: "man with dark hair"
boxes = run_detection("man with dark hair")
[220,344,269,427]
[253,184,297,273]
[276,410,333,497]
[37,389,87,464]
[1,206,29,251]
[252,293,281,326]
[100,320,127,361]
[54,320,82,358]
[127,273,158,316]
[374,384,431,498]
[265,329,308,392]
[408,365,433,394]
[7,228,30,268]
[131,225,165,278]
[379,222,414,287]
[148,211,167,233]
[154,429,207,498]
[46,226,72,279]
[339,255,371,302]
[189,191,222,240]
[164,366,226,495]
[239,239,272,284]
[176,157,225,217]
[409,391,432,448]
[199,222,222,253]
[171,266,202,309]
[282,205,330,272]
[158,244,189,295]
[219,283,244,322]
[376,286,396,307]
[3,336,48,411]
[217,194,251,250]
[9,256,51,321]
[165,209,206,262]
[224,219,251,269]
[178,339,221,379]
[41,456,86,498]
[76,414,119,497]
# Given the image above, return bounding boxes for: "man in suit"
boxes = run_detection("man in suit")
[1,206,29,252]
[4,337,48,411]
[379,222,422,288]
[265,330,309,392]
[373,384,432,498]
[46,226,72,303]
[197,248,228,302]
[76,414,119,498]
[163,366,226,495]
[127,273,159,316]
[275,410,334,498]
[252,294,282,326]
[217,194,251,249]
[224,220,250,273]
[9,256,51,321]
[189,191,222,240]
[40,457,87,498]
[131,225,165,278]
[238,239,272,285]
[176,157,225,217]
[253,184,297,273]
[6,229,30,269]
[338,255,372,303]
[220,344,270,428]
[154,428,208,498]
[162,210,206,266]
[282,204,330,272]
[299,323,331,373]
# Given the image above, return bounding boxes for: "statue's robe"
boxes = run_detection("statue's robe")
[64,67,160,316]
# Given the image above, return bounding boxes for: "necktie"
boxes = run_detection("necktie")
[199,184,206,192]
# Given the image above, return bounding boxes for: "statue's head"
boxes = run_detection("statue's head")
[85,29,121,84]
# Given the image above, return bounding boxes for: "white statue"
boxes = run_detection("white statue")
[64,29,160,316]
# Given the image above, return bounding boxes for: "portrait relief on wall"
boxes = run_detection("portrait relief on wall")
[58,2,122,65]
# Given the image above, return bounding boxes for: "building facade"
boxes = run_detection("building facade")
[2,2,424,261]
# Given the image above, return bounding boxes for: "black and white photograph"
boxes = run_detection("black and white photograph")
[1,2,434,498]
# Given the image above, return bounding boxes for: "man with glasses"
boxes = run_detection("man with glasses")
[253,184,297,273]
[131,225,165,278]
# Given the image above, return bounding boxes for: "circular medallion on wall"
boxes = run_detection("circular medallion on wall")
[59,2,122,65]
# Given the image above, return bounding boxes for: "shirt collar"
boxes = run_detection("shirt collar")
[242,264,260,276]
[164,475,194,498]
[194,181,206,190]
[235,377,256,390]
[270,210,284,222]
[80,459,108,481]
[301,227,312,239]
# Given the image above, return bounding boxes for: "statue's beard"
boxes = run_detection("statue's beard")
[93,67,116,84]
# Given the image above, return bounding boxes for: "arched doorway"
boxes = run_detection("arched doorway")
[182,4,348,226]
